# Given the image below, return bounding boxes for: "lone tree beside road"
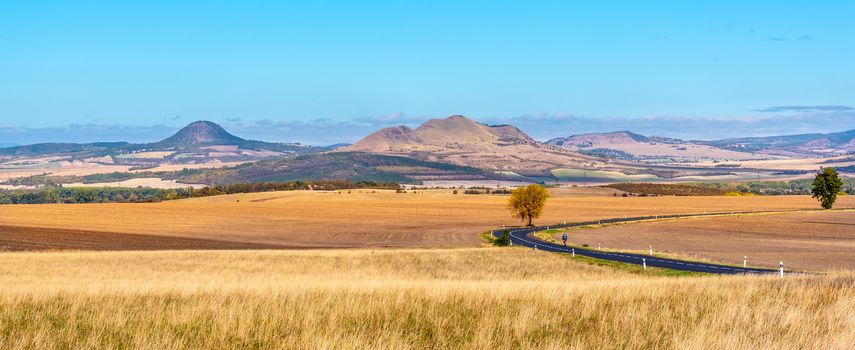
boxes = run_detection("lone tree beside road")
[508,184,549,226]
[812,167,843,209]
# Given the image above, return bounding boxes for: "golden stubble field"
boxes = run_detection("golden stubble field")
[1,188,852,250]
[556,211,855,271]
[0,248,852,349]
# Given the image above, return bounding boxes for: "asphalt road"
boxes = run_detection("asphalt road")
[492,211,789,275]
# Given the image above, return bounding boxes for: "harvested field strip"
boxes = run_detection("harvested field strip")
[0,190,852,251]
[561,208,855,230]
[553,210,855,271]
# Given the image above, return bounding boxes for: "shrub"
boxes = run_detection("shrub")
[493,230,510,246]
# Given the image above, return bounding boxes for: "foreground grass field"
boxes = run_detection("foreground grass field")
[1,188,851,250]
[0,248,851,349]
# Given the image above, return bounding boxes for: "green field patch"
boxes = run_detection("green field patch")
[115,151,175,159]
[551,169,660,182]
[495,171,525,178]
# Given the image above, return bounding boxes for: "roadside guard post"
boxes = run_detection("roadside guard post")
[779,262,784,277]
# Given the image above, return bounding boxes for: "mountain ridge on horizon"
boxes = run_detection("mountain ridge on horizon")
[548,129,855,143]
[2,118,853,187]
[2,118,853,162]
[2,118,853,151]
[547,128,855,158]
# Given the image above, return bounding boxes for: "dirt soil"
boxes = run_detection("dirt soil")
[556,211,855,271]
[0,225,287,251]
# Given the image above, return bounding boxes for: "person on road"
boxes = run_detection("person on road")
[561,231,568,246]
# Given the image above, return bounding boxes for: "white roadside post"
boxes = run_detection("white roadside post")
[642,258,647,270]
[779,262,784,277]
[743,256,747,268]
[649,245,653,255]
[572,248,575,257]
[598,243,601,249]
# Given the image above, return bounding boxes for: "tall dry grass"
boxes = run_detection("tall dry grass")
[0,248,852,349]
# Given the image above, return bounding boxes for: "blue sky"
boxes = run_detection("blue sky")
[1,1,853,145]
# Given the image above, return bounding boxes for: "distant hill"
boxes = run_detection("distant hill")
[146,120,316,154]
[7,119,850,187]
[153,121,246,147]
[547,131,650,147]
[178,152,497,185]
[348,125,423,151]
[344,115,534,152]
[707,129,855,156]
[547,128,855,162]
[0,121,320,161]
[342,115,597,172]
[546,131,768,162]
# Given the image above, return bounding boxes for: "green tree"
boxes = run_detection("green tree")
[507,184,549,226]
[812,167,843,209]
[42,186,60,203]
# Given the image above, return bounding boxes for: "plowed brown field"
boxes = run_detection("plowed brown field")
[0,225,285,251]
[0,188,852,251]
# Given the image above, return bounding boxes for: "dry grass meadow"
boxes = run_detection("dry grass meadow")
[2,188,852,250]
[1,188,854,348]
[0,248,853,349]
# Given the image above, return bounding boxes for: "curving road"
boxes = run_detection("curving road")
[492,211,791,275]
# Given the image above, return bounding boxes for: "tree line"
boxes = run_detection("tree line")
[0,180,400,204]
[692,177,854,196]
